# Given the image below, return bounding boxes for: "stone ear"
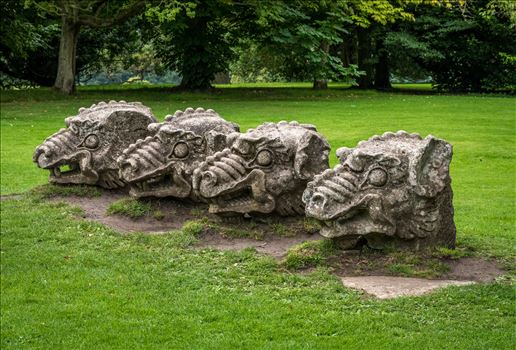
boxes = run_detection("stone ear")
[204,131,233,154]
[336,147,352,164]
[294,131,330,180]
[412,136,452,197]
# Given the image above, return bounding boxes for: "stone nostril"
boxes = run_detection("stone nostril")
[34,146,51,165]
[310,193,327,208]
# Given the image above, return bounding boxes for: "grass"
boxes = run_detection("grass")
[1,83,515,348]
[28,183,102,199]
[1,195,514,349]
[284,240,337,270]
[106,198,151,218]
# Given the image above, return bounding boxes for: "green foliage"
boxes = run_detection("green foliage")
[151,1,248,89]
[433,247,472,259]
[303,217,322,234]
[181,220,205,236]
[284,239,336,270]
[106,198,151,218]
[254,1,362,85]
[386,1,516,91]
[385,251,451,278]
[152,210,165,220]
[349,0,420,27]
[0,1,60,87]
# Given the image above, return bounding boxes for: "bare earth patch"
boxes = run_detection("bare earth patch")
[48,191,506,298]
[55,191,200,233]
[341,276,475,299]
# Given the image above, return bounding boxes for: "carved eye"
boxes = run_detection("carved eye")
[82,134,99,149]
[256,149,273,166]
[172,142,189,158]
[368,168,387,187]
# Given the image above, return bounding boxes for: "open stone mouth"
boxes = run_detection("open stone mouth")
[213,187,255,209]
[131,174,173,192]
[49,162,81,178]
[320,208,393,237]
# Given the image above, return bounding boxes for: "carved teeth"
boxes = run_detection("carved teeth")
[185,107,194,114]
[195,107,205,113]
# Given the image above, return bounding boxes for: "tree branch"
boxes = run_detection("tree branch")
[77,1,147,27]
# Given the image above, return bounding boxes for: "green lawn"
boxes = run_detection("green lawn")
[1,84,515,349]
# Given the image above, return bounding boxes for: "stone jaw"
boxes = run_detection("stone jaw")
[193,121,331,216]
[117,107,240,200]
[33,101,157,189]
[303,131,456,250]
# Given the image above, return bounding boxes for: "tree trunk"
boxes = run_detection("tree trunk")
[357,28,374,89]
[313,42,329,89]
[54,17,80,94]
[374,37,391,90]
[212,72,231,84]
[313,79,328,89]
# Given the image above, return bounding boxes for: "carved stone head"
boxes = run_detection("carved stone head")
[303,131,455,249]
[33,101,157,188]
[117,107,239,199]
[194,121,330,216]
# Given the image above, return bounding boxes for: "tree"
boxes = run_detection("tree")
[0,0,59,87]
[150,0,254,90]
[385,0,516,91]
[252,1,360,89]
[346,0,422,89]
[26,0,147,94]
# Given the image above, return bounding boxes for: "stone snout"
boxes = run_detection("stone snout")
[193,148,276,214]
[117,132,199,199]
[33,128,99,185]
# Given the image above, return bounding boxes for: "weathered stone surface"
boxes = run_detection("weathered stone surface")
[341,276,473,299]
[33,101,157,188]
[193,121,330,216]
[117,107,239,199]
[303,131,455,249]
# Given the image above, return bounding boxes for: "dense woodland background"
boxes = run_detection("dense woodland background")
[1,0,515,94]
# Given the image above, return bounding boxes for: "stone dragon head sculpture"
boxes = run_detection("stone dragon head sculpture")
[303,131,455,249]
[193,121,330,216]
[117,107,240,199]
[33,101,157,188]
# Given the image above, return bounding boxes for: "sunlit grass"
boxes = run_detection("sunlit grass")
[0,84,514,348]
